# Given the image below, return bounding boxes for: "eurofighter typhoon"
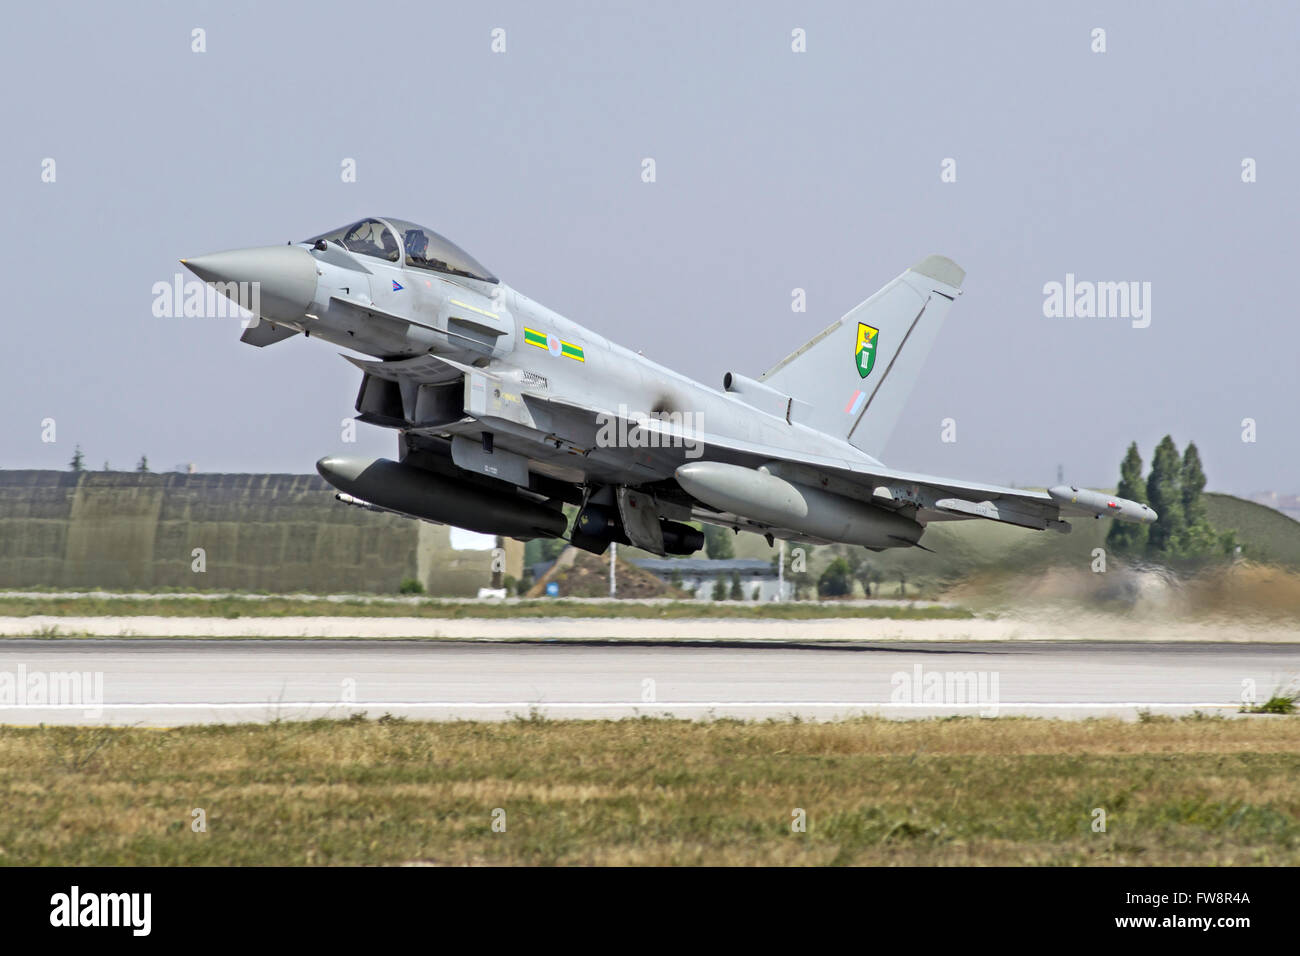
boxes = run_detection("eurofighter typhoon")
[181,217,1154,556]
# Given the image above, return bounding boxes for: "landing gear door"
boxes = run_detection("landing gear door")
[616,487,665,554]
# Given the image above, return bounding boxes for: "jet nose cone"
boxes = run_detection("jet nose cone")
[181,245,317,322]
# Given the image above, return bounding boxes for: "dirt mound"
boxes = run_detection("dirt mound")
[526,547,691,599]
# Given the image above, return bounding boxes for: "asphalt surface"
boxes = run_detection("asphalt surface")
[1,638,1296,724]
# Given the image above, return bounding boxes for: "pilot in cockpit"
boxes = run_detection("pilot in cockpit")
[403,228,429,266]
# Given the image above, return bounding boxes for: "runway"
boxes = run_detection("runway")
[0,638,1296,724]
[3,613,1298,642]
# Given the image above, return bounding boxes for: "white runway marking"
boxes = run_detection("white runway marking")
[0,637,1293,723]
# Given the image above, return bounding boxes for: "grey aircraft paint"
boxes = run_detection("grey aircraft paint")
[182,217,1154,556]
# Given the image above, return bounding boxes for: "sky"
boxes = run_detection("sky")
[3,0,1296,496]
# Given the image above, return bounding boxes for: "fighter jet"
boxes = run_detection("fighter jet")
[181,217,1155,556]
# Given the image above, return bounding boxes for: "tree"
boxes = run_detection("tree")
[1180,442,1206,519]
[752,585,761,601]
[69,445,85,472]
[704,524,734,559]
[136,455,150,473]
[538,537,566,562]
[1178,442,1220,556]
[711,577,728,600]
[1105,442,1148,555]
[835,546,870,597]
[1145,435,1185,557]
[855,560,874,597]
[817,557,852,597]
[729,573,744,600]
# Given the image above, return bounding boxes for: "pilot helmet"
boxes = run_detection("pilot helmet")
[404,229,428,258]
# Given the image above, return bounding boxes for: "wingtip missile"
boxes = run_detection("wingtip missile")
[1048,485,1157,524]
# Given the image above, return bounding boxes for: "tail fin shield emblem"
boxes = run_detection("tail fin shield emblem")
[855,323,879,378]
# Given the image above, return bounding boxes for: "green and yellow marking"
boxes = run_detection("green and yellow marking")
[523,326,585,362]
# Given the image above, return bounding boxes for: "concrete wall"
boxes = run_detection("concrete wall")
[0,471,523,595]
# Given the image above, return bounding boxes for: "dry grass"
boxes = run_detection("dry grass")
[0,595,970,622]
[1,716,1298,866]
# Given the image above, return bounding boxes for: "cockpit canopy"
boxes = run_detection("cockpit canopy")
[305,217,497,283]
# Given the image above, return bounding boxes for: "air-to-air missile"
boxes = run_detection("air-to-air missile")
[675,460,924,549]
[317,456,568,539]
[1047,485,1157,524]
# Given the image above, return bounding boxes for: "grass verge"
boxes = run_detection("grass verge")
[1244,683,1300,715]
[1,715,1297,865]
[0,596,972,621]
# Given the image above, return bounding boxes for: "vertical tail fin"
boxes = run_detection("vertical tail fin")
[758,255,964,458]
